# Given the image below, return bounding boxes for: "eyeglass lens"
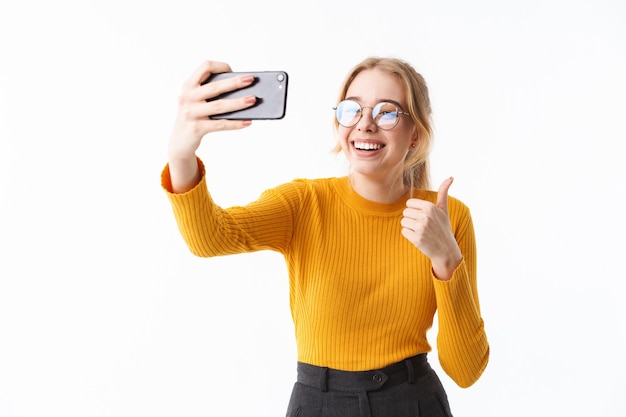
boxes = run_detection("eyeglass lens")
[335,100,400,129]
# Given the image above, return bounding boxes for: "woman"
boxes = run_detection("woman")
[162,57,489,416]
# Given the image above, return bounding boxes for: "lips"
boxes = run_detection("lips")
[353,140,385,151]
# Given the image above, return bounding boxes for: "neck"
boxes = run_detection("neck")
[348,173,408,203]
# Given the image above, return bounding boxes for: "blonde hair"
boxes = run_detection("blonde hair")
[333,57,433,191]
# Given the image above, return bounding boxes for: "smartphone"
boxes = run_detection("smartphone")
[203,71,289,120]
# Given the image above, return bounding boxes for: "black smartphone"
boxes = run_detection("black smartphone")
[203,71,289,120]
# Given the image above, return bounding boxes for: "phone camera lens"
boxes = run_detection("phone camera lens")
[277,73,285,82]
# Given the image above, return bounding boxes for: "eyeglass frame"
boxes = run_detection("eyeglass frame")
[333,99,411,130]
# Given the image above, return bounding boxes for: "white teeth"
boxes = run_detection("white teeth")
[354,142,383,151]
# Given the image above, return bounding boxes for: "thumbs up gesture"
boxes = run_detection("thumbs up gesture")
[401,177,463,281]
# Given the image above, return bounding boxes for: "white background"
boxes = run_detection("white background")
[1,0,625,416]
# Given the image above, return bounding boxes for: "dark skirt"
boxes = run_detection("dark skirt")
[286,354,453,417]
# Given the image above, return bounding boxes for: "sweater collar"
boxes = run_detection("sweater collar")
[334,176,411,215]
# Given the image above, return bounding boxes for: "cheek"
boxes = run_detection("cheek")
[337,127,351,149]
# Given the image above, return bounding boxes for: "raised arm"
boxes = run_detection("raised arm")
[167,60,257,193]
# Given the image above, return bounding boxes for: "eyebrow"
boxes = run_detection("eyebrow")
[345,96,406,110]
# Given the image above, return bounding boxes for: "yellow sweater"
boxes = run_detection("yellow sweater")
[162,161,489,388]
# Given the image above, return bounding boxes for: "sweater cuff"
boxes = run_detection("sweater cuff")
[431,258,471,302]
[160,157,206,194]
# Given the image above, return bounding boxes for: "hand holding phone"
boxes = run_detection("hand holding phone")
[202,71,289,120]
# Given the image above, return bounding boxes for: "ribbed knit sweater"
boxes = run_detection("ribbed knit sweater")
[162,160,489,388]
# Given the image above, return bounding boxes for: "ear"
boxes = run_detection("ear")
[412,126,419,141]
[409,129,419,150]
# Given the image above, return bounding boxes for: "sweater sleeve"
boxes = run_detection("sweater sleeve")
[432,199,489,388]
[161,160,296,257]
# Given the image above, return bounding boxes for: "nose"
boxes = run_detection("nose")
[356,107,377,132]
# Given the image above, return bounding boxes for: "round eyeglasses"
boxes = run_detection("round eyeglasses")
[333,100,411,130]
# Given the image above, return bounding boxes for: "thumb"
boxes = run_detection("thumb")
[436,177,454,212]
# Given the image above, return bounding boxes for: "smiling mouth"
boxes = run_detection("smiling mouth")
[353,141,385,151]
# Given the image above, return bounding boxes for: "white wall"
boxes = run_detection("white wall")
[1,0,625,416]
